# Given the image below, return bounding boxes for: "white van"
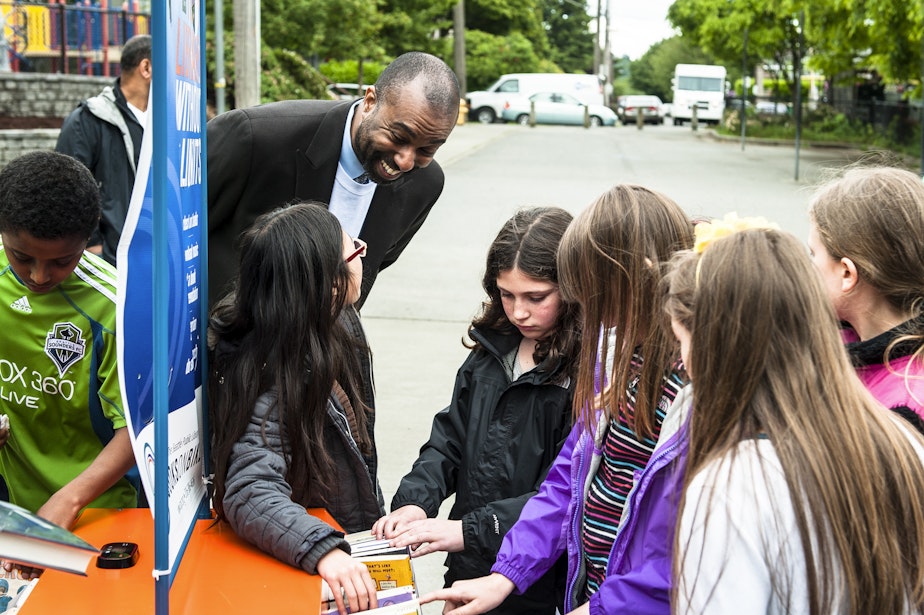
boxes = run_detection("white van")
[671,64,727,126]
[467,73,604,124]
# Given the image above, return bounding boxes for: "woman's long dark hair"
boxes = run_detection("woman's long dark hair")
[470,206,580,381]
[208,202,370,518]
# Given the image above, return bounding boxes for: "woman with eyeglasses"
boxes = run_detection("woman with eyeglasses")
[207,201,381,615]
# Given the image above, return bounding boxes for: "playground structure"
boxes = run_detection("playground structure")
[0,0,149,75]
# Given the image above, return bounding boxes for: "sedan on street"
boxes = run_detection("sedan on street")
[615,95,664,125]
[501,92,617,127]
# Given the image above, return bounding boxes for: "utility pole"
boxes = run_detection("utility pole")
[740,28,748,151]
[453,1,466,97]
[793,10,804,181]
[214,0,226,114]
[603,0,611,106]
[593,0,602,79]
[233,0,260,109]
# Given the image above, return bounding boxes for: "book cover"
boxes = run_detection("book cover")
[347,599,421,615]
[321,585,419,614]
[0,501,99,576]
[356,553,415,591]
[322,600,421,615]
[0,568,37,614]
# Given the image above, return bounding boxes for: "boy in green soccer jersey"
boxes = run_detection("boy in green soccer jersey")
[0,152,137,546]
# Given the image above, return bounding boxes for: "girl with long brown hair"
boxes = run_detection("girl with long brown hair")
[665,225,924,614]
[808,166,924,433]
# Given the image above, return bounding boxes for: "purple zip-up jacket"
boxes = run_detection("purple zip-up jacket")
[492,387,692,614]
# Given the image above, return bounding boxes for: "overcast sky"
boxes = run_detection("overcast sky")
[603,0,678,60]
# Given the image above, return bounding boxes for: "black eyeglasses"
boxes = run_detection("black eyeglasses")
[346,237,367,263]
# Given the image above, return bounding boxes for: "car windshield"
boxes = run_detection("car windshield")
[497,79,519,93]
[677,76,723,92]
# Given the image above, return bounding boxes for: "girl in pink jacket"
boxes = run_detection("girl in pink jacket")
[808,166,924,433]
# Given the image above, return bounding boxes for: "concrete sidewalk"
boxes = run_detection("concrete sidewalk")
[435,121,517,166]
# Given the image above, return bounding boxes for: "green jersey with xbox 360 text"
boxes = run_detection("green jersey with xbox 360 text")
[0,246,136,512]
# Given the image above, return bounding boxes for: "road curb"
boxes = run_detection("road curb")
[698,128,919,167]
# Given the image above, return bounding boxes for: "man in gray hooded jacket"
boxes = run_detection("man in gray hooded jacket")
[56,34,152,265]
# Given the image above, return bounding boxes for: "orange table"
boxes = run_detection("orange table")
[21,508,331,614]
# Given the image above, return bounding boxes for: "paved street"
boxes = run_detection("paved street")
[360,121,864,612]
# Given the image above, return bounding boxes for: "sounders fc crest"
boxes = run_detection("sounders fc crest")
[45,322,87,377]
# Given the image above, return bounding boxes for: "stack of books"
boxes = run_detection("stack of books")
[320,530,420,615]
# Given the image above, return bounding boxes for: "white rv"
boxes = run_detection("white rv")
[671,64,727,126]
[466,73,603,124]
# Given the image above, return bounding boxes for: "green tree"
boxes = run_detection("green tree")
[203,27,330,110]
[668,0,924,96]
[668,0,800,99]
[378,0,456,57]
[262,47,332,103]
[542,0,594,74]
[261,0,383,63]
[463,29,544,90]
[465,0,551,59]
[629,36,713,101]
[318,60,389,86]
[808,0,924,83]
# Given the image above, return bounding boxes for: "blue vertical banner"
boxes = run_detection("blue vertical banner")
[116,0,206,600]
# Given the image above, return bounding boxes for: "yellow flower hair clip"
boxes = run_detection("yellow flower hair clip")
[693,212,780,254]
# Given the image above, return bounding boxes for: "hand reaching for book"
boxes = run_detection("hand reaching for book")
[316,547,379,614]
[419,573,515,615]
[386,518,463,557]
[372,505,426,540]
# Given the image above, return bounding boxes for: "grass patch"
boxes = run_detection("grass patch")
[717,105,922,162]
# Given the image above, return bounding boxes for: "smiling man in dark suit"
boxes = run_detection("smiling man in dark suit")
[207,51,460,309]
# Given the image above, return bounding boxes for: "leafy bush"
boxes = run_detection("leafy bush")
[319,59,389,86]
[717,102,923,161]
[204,22,329,109]
[759,78,813,101]
[262,47,330,103]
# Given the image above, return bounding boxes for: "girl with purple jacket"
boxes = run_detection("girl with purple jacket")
[421,184,693,614]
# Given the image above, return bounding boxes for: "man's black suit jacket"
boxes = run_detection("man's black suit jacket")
[207,99,446,308]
